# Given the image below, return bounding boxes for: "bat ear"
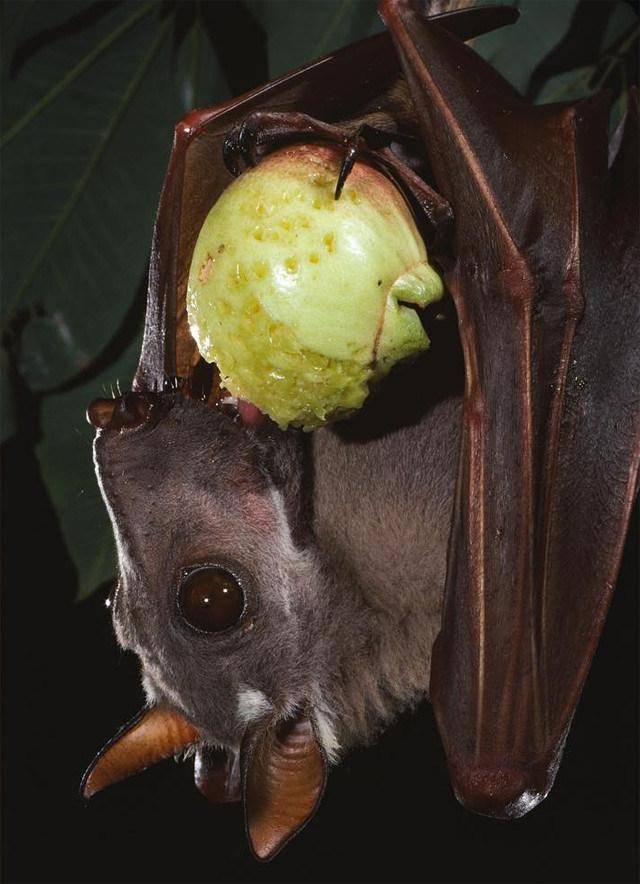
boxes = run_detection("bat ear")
[241,710,327,861]
[81,706,199,799]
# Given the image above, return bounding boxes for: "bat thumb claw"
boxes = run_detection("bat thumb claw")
[448,760,557,820]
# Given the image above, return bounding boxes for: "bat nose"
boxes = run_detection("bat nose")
[448,760,555,819]
[86,393,154,431]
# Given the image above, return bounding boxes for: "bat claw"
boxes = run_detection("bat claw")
[223,118,262,177]
[335,141,359,200]
[448,759,557,820]
[334,124,397,199]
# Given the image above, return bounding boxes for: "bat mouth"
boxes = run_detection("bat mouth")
[86,388,171,433]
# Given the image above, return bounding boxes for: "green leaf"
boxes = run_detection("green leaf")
[2,1,230,599]
[473,0,579,94]
[244,0,382,79]
[2,2,231,389]
[473,0,637,106]
[3,3,164,387]
[36,336,141,600]
[536,12,638,107]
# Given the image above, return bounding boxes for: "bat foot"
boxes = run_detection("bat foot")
[222,111,340,177]
[220,112,451,247]
[222,111,401,199]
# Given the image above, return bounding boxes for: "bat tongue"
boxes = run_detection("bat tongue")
[237,399,266,428]
[194,746,241,803]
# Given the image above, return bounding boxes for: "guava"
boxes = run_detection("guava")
[187,143,443,429]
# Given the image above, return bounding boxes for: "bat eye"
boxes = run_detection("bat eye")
[177,566,245,634]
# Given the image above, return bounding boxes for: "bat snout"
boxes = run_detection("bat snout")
[86,393,156,432]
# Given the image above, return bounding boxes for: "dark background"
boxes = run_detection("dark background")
[2,2,638,882]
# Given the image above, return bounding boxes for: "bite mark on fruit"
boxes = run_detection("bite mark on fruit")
[199,254,215,283]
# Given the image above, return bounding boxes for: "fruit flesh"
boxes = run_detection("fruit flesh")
[187,143,443,429]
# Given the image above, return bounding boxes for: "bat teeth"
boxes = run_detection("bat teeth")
[162,375,183,392]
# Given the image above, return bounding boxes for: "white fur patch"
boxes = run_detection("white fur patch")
[269,488,296,551]
[267,487,318,614]
[313,706,341,763]
[93,439,128,567]
[237,687,273,724]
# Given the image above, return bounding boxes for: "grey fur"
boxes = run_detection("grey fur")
[311,394,460,749]
[94,372,460,763]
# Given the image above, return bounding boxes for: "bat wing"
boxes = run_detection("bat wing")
[381,0,639,817]
[132,4,518,394]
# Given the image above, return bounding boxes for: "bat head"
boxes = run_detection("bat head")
[83,388,340,859]
[94,392,313,739]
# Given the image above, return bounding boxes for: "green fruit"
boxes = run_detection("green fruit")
[187,143,443,429]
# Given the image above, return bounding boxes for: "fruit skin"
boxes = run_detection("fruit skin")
[187,142,443,430]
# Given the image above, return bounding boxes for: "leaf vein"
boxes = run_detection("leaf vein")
[4,16,171,327]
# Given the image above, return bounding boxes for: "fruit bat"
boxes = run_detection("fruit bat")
[81,0,639,862]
